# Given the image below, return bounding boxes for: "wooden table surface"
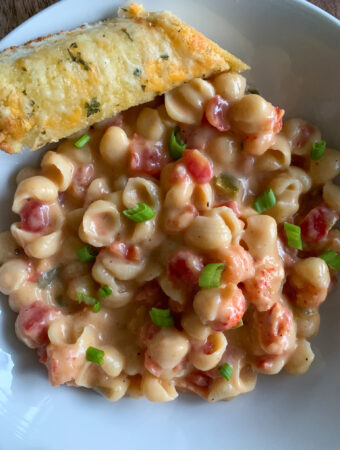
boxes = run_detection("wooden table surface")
[0,0,339,40]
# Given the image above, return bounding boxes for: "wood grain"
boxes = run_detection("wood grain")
[0,0,338,40]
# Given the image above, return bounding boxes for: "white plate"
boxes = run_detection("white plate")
[0,1,339,449]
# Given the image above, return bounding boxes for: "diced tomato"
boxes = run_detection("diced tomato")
[72,164,95,197]
[129,134,168,178]
[183,149,213,184]
[109,240,141,262]
[168,249,204,289]
[300,205,339,242]
[37,345,48,364]
[18,301,60,347]
[214,200,241,217]
[205,95,230,131]
[20,199,50,233]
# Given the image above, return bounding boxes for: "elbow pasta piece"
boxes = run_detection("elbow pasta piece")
[185,206,243,251]
[322,181,340,212]
[99,126,130,170]
[122,177,161,244]
[141,372,178,402]
[58,137,93,165]
[310,147,340,185]
[282,118,321,156]
[11,224,63,259]
[100,345,125,378]
[0,259,29,295]
[165,78,215,124]
[181,311,211,341]
[16,167,39,184]
[66,274,97,302]
[190,332,227,371]
[205,133,240,169]
[185,214,232,250]
[0,231,20,264]
[295,308,320,339]
[208,350,257,402]
[79,200,121,247]
[136,107,166,141]
[286,166,312,193]
[122,343,144,376]
[92,259,134,308]
[211,72,246,102]
[243,215,279,260]
[98,374,130,402]
[192,183,214,211]
[123,177,161,211]
[255,134,291,171]
[41,151,75,192]
[323,182,340,212]
[164,177,194,209]
[158,274,187,305]
[284,339,315,375]
[147,328,190,370]
[288,257,330,308]
[84,177,111,206]
[266,173,303,222]
[228,94,277,135]
[100,249,145,281]
[12,176,58,213]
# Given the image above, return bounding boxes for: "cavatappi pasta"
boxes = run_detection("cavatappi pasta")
[0,73,339,403]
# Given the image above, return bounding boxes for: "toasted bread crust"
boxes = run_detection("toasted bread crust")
[0,3,249,153]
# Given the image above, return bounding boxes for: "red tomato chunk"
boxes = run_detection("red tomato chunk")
[300,205,339,242]
[20,199,50,233]
[205,95,230,131]
[168,249,204,289]
[183,149,213,184]
[129,134,168,178]
[18,301,59,346]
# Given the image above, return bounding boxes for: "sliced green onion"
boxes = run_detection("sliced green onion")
[218,363,233,381]
[93,301,101,313]
[215,172,241,198]
[149,308,174,327]
[254,188,276,214]
[77,292,97,306]
[169,126,186,160]
[86,346,105,365]
[74,134,91,148]
[123,202,155,222]
[310,140,326,160]
[232,319,244,329]
[320,250,340,270]
[76,245,98,262]
[37,267,59,288]
[199,263,225,289]
[284,222,302,250]
[98,285,112,299]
